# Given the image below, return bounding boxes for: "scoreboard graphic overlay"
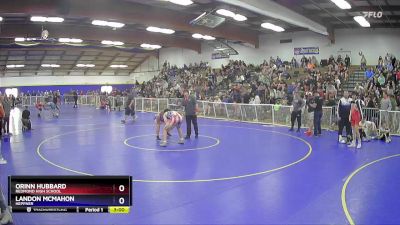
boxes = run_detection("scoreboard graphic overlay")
[8,176,132,213]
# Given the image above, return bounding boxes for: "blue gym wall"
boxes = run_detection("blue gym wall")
[0,84,134,95]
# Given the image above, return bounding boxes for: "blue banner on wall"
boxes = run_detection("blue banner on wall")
[0,84,134,95]
[294,47,319,55]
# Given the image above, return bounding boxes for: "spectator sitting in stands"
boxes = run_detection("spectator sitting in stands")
[365,67,375,80]
[328,55,335,65]
[306,62,315,72]
[377,73,386,88]
[335,76,341,90]
[326,81,337,100]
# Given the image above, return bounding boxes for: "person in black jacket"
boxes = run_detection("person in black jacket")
[182,90,199,139]
[22,106,31,131]
[121,89,137,124]
[312,92,323,136]
[345,55,351,68]
[73,91,78,108]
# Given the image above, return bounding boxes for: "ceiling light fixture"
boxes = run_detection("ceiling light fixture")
[15,37,38,42]
[92,20,125,28]
[6,65,25,68]
[168,0,193,6]
[216,9,236,17]
[192,33,216,40]
[141,43,162,49]
[202,35,216,40]
[192,33,203,39]
[110,65,128,68]
[233,14,247,21]
[31,16,64,23]
[146,26,175,34]
[330,0,351,10]
[216,9,247,22]
[41,64,60,68]
[101,40,124,46]
[0,17,3,22]
[76,64,95,68]
[58,38,83,43]
[353,16,370,27]
[261,22,285,32]
[15,37,26,42]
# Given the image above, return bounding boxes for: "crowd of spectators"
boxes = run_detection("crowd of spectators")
[137,55,353,108]
[5,53,400,113]
[359,53,400,110]
[136,53,399,112]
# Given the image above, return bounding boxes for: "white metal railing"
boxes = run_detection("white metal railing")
[18,95,400,136]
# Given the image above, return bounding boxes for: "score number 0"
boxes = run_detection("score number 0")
[118,185,126,205]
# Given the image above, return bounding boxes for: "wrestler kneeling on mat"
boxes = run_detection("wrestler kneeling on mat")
[155,111,172,140]
[160,109,184,147]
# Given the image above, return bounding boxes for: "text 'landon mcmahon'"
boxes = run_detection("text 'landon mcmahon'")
[15,196,75,202]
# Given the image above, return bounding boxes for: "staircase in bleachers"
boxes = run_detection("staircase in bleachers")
[342,70,366,92]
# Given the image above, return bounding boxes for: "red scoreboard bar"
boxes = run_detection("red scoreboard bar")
[8,176,132,213]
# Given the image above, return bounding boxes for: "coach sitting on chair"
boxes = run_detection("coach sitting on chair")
[182,90,199,139]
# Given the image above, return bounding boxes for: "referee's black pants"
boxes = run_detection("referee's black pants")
[186,115,199,137]
[290,110,302,130]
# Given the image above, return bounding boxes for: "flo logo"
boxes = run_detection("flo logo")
[363,11,383,18]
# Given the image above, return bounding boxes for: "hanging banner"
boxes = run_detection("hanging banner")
[294,47,319,55]
[212,52,229,59]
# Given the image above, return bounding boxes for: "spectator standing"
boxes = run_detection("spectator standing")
[289,92,305,132]
[73,91,78,108]
[380,91,392,130]
[389,92,397,111]
[121,89,137,124]
[345,55,351,68]
[360,53,367,70]
[313,92,323,136]
[22,106,31,131]
[1,96,11,135]
[304,93,315,136]
[182,90,199,139]
[0,102,4,137]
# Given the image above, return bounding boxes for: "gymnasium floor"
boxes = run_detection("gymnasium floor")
[1,105,400,225]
